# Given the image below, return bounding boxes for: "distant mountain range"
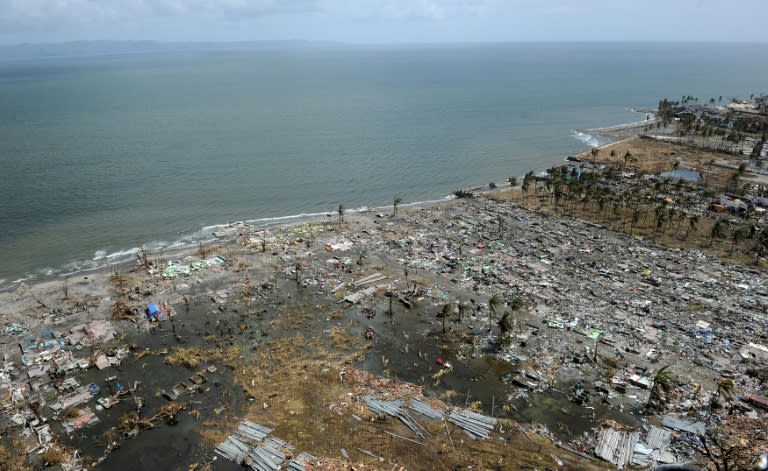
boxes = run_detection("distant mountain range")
[0,40,336,60]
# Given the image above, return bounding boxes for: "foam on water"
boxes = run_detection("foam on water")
[3,43,767,290]
[245,211,330,225]
[571,130,601,148]
[0,194,463,290]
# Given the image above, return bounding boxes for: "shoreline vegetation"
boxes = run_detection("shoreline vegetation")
[2,98,767,470]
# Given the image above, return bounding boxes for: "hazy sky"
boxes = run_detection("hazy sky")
[1,0,766,44]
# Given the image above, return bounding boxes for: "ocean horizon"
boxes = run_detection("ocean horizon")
[2,42,767,288]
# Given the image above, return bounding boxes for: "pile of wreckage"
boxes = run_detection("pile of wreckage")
[215,420,316,471]
[0,316,148,466]
[295,199,767,467]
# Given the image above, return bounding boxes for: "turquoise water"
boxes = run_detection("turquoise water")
[1,42,767,286]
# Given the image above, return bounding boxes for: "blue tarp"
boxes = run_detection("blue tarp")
[147,303,159,315]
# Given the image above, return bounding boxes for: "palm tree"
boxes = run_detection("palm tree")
[457,301,469,323]
[294,262,302,286]
[748,224,758,240]
[730,225,749,254]
[437,303,451,334]
[393,196,403,216]
[497,311,513,347]
[257,229,268,252]
[596,195,607,221]
[654,205,667,234]
[665,207,677,233]
[566,179,580,211]
[356,250,367,271]
[508,295,525,313]
[709,378,736,421]
[522,171,534,201]
[716,378,735,404]
[674,210,687,235]
[553,184,565,211]
[710,218,729,247]
[337,204,344,227]
[590,147,600,164]
[655,213,667,237]
[629,207,641,235]
[685,214,699,239]
[488,294,501,332]
[647,365,674,409]
[496,215,504,237]
[521,178,530,201]
[502,295,526,337]
[751,228,768,264]
[730,163,747,192]
[623,151,633,170]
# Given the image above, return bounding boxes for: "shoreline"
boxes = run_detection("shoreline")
[0,195,455,293]
[1,156,765,469]
[0,116,652,292]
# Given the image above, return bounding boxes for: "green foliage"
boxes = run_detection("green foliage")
[648,364,674,408]
[393,196,403,216]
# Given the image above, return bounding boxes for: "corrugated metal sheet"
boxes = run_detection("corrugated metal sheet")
[662,415,706,435]
[216,420,313,471]
[287,452,316,471]
[595,428,640,469]
[646,425,672,450]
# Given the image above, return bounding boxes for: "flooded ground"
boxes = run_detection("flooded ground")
[48,264,615,470]
[4,180,764,470]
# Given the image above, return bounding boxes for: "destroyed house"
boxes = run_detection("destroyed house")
[740,342,768,362]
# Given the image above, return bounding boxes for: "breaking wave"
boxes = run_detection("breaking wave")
[571,130,601,148]
[0,195,457,291]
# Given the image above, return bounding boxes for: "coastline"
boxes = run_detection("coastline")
[1,147,765,469]
[0,195,455,293]
[1,116,653,293]
[571,116,660,151]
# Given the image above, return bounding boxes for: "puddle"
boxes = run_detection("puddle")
[57,275,638,468]
[354,296,640,440]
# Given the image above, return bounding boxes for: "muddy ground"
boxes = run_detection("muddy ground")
[2,158,765,470]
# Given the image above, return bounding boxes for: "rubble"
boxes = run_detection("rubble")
[0,186,765,469]
[595,427,639,469]
[215,420,313,471]
[446,407,497,440]
[661,415,707,435]
[363,396,430,439]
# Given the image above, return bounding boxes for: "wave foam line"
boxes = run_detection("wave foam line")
[0,194,460,290]
[584,118,657,133]
[571,130,601,148]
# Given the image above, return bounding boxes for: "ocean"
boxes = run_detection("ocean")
[1,42,767,287]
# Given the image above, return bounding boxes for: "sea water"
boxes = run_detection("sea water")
[1,42,767,287]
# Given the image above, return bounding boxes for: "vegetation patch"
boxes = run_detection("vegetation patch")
[165,345,241,368]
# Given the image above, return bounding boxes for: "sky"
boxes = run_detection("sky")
[0,0,766,45]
